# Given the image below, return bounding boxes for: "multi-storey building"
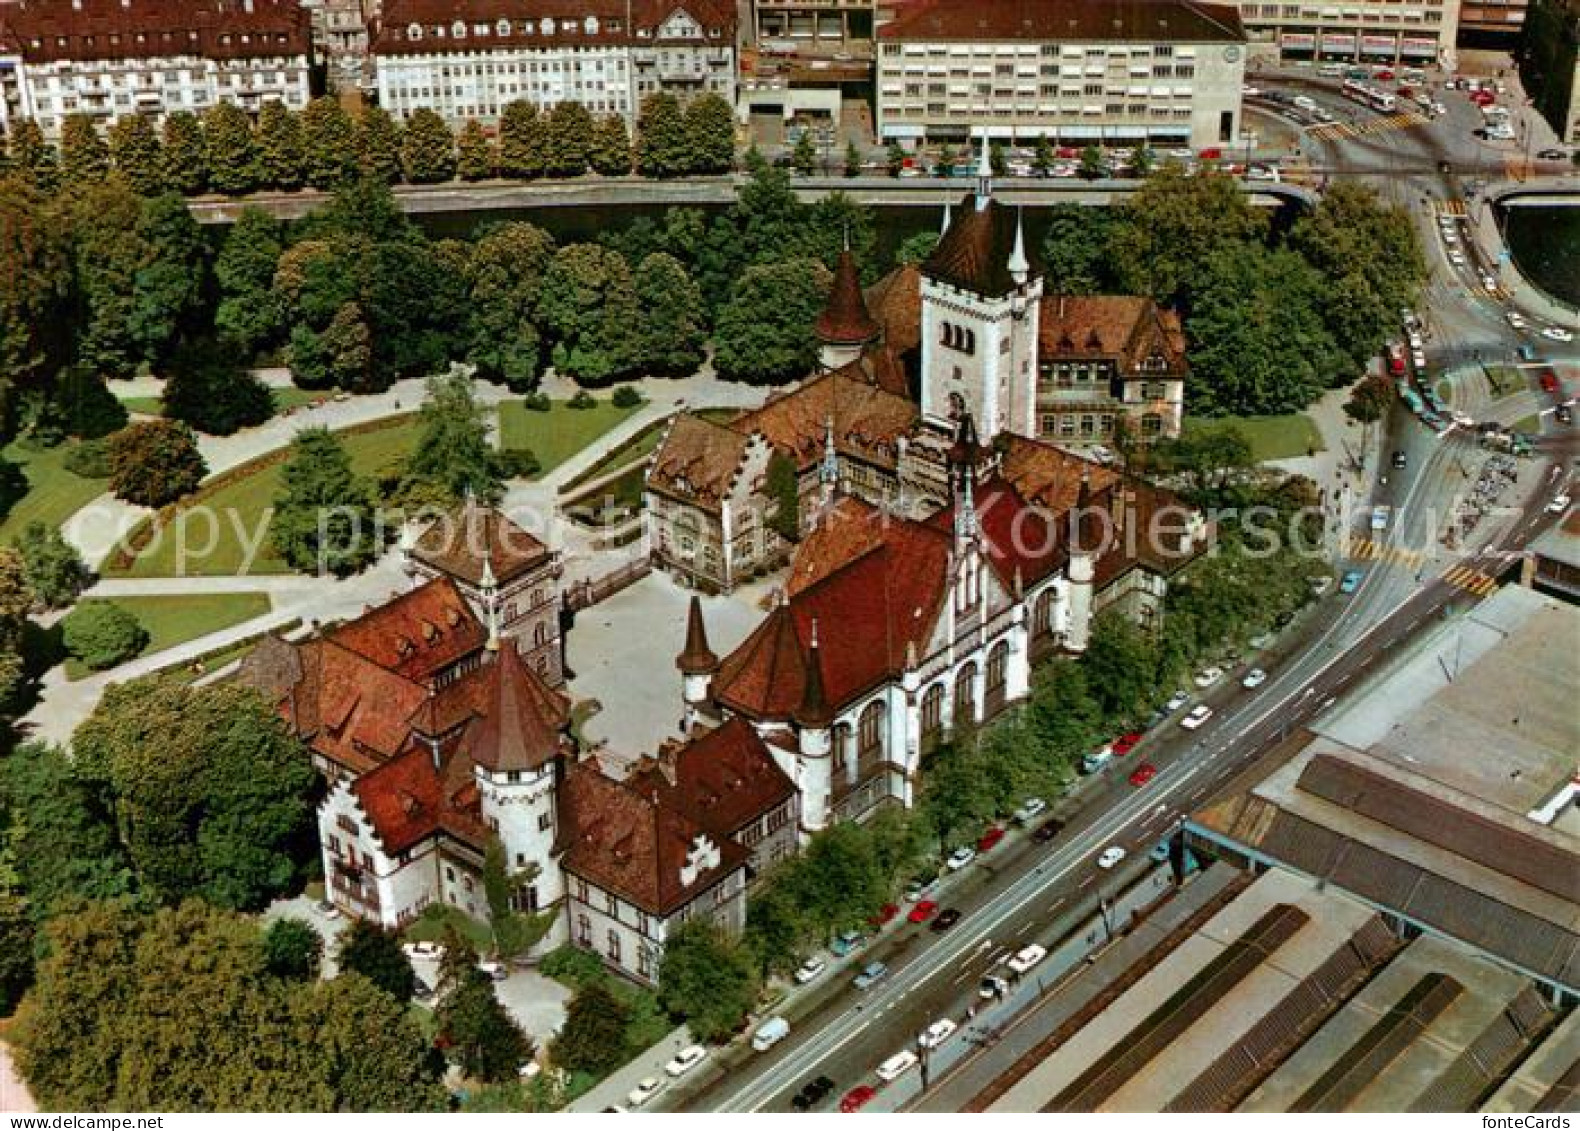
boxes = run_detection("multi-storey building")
[1521,0,1580,146]
[0,0,313,139]
[874,0,1247,151]
[1228,0,1461,67]
[1459,0,1528,41]
[370,0,735,125]
[301,0,375,88]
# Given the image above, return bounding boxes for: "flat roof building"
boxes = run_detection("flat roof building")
[1220,0,1461,68]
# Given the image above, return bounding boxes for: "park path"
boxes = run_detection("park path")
[0,1042,36,1113]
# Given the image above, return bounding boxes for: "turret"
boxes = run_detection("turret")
[974,131,992,211]
[1008,207,1029,288]
[676,596,719,729]
[814,242,880,372]
[1066,469,1100,653]
[481,549,500,650]
[819,414,840,507]
[795,621,834,834]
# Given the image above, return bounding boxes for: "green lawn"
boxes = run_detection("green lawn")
[402,903,494,952]
[0,441,112,545]
[119,396,165,416]
[112,416,421,578]
[1484,365,1524,399]
[497,398,643,474]
[65,593,272,680]
[563,405,739,492]
[1182,413,1325,463]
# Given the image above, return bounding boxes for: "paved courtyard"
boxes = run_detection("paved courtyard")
[565,571,769,767]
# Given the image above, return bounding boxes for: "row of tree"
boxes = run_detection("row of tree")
[0,92,735,201]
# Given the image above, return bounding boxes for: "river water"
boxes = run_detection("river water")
[1503,205,1580,310]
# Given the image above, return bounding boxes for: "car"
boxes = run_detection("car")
[876,1050,919,1083]
[908,900,939,924]
[1242,667,1268,689]
[1539,148,1569,160]
[946,845,977,871]
[977,826,1006,853]
[402,940,444,961]
[1449,251,1466,267]
[830,930,866,957]
[1392,450,1408,470]
[1081,744,1115,774]
[867,903,900,929]
[752,1016,791,1051]
[1340,569,1364,594]
[932,908,963,932]
[1013,797,1047,824]
[626,1077,666,1108]
[1180,704,1214,730]
[1006,944,1048,975]
[664,1045,708,1078]
[1192,665,1224,688]
[1097,845,1127,870]
[1371,505,1390,532]
[902,874,939,902]
[477,959,508,981]
[1507,311,1528,329]
[1374,67,1395,81]
[518,1060,542,1079]
[1033,818,1065,844]
[1128,762,1158,787]
[1112,731,1143,756]
[794,956,827,985]
[979,973,1011,1000]
[1543,327,1575,342]
[918,1018,958,1050]
[1164,690,1191,712]
[792,1076,835,1111]
[1558,405,1573,426]
[853,960,889,990]
[840,1084,879,1113]
[1548,494,1572,515]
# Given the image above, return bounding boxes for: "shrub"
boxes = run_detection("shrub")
[521,392,552,413]
[58,368,129,440]
[162,339,273,436]
[60,602,148,671]
[494,448,541,480]
[611,385,643,409]
[567,389,597,410]
[107,420,206,507]
[538,944,607,990]
[63,439,112,479]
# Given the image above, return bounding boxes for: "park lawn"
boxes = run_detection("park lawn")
[497,398,643,474]
[113,415,421,578]
[272,387,333,413]
[0,441,111,544]
[1182,413,1325,463]
[118,395,165,416]
[64,592,272,680]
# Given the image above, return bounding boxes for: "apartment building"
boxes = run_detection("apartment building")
[371,0,735,125]
[1229,0,1461,67]
[0,0,313,139]
[875,0,1247,151]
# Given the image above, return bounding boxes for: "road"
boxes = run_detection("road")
[665,69,1578,1115]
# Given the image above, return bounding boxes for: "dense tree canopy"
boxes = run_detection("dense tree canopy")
[106,418,207,507]
[271,426,379,575]
[657,919,759,1043]
[712,258,831,383]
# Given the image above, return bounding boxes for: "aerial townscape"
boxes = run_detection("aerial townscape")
[0,0,1577,1119]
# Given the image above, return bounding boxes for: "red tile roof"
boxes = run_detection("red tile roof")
[676,595,720,675]
[350,746,446,857]
[560,757,749,917]
[997,434,1123,513]
[0,0,312,63]
[739,367,917,474]
[866,262,923,359]
[878,0,1245,43]
[372,0,735,54]
[815,250,881,345]
[628,717,796,840]
[459,642,571,774]
[328,576,485,684]
[924,195,1034,298]
[411,496,552,588]
[1039,295,1189,376]
[646,413,752,514]
[928,473,1068,589]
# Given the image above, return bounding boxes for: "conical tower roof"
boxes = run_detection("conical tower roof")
[815,250,881,345]
[676,595,720,675]
[793,621,834,729]
[465,643,570,774]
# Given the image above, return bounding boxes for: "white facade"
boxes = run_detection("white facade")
[1226,0,1460,67]
[320,778,446,929]
[566,860,746,986]
[377,41,635,121]
[476,761,564,916]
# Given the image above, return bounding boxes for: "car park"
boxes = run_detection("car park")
[876,1050,919,1083]
[853,961,889,990]
[794,956,827,985]
[840,1085,877,1113]
[908,900,939,924]
[932,908,963,932]
[918,1018,958,1050]
[1097,845,1127,869]
[627,1077,666,1108]
[1180,704,1213,730]
[1128,762,1158,787]
[946,845,977,870]
[1242,667,1268,689]
[1340,569,1364,594]
[1033,818,1064,844]
[977,826,1006,853]
[1013,797,1047,824]
[665,1046,708,1078]
[793,1076,835,1111]
[1007,944,1048,975]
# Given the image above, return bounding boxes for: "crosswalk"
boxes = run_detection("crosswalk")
[1307,111,1430,143]
[1345,537,1501,599]
[1441,563,1500,598]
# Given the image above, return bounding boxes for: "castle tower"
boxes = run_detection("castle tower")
[676,596,720,730]
[1066,470,1100,654]
[793,620,834,835]
[814,244,880,373]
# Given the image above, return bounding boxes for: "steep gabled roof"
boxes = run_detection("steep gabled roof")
[628,718,797,839]
[327,576,484,684]
[866,262,924,359]
[411,496,552,587]
[1039,295,1190,374]
[928,473,1069,589]
[739,367,917,473]
[645,413,753,514]
[350,746,446,857]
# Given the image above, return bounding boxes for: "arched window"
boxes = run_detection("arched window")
[986,642,1008,711]
[953,663,977,725]
[921,683,945,746]
[858,700,885,763]
[833,723,853,778]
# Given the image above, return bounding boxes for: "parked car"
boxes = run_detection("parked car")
[1192,665,1224,688]
[1006,944,1048,975]
[1013,797,1047,824]
[946,845,977,871]
[918,1018,958,1050]
[477,959,508,981]
[1310,575,1333,596]
[979,973,1011,1000]
[853,961,889,990]
[1538,148,1569,160]
[932,908,963,932]
[402,941,444,961]
[908,900,939,925]
[1033,818,1065,844]
[1392,450,1408,469]
[903,874,939,903]
[1128,762,1158,787]
[876,1050,919,1083]
[1164,690,1191,712]
[1180,704,1214,730]
[1547,494,1571,515]
[752,1016,791,1051]
[867,903,900,929]
[413,977,434,1002]
[794,956,827,985]
[1242,667,1268,689]
[1081,744,1114,774]
[830,930,865,957]
[977,826,1006,853]
[627,1077,666,1108]
[665,1045,708,1078]
[1097,845,1127,870]
[1543,327,1575,342]
[792,1076,835,1111]
[1340,569,1364,594]
[1112,731,1143,756]
[839,1085,877,1113]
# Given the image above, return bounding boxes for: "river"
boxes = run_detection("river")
[1502,205,1580,310]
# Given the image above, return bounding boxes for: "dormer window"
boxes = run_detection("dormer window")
[406,23,423,40]
[585,16,599,34]
[541,17,556,35]
[496,18,511,36]
[452,20,467,38]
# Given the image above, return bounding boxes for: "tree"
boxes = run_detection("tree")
[483,840,554,960]
[437,968,533,1083]
[401,107,456,184]
[12,521,86,609]
[552,981,629,1075]
[766,451,799,542]
[589,114,632,176]
[60,602,147,671]
[465,221,555,390]
[457,119,495,181]
[405,369,501,504]
[712,258,831,383]
[1133,145,1155,178]
[264,917,323,981]
[107,113,165,195]
[683,92,736,174]
[792,130,817,176]
[658,920,759,1043]
[271,426,379,575]
[1039,204,1117,295]
[160,111,209,195]
[106,419,206,506]
[990,140,1007,177]
[1081,612,1160,720]
[1078,144,1106,181]
[203,102,262,196]
[354,105,404,184]
[537,244,639,383]
[316,301,375,392]
[918,738,997,850]
[1033,135,1055,176]
[497,100,547,180]
[636,92,688,178]
[128,192,208,368]
[844,141,862,178]
[895,231,939,266]
[302,974,448,1110]
[544,101,593,178]
[1344,371,1393,424]
[257,100,306,191]
[162,337,273,436]
[744,881,809,977]
[0,179,69,419]
[1110,165,1266,306]
[336,920,417,1003]
[215,208,286,355]
[632,252,705,375]
[0,549,27,705]
[60,113,109,187]
[0,742,132,916]
[58,365,128,440]
[8,119,59,192]
[302,97,361,189]
[0,874,33,1016]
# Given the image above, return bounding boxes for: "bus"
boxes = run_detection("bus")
[1342,79,1397,113]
